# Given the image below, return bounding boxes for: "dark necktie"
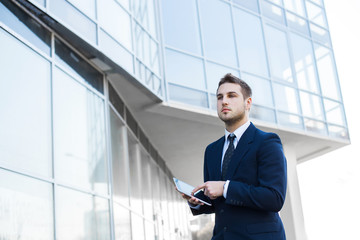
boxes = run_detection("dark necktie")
[221,134,236,180]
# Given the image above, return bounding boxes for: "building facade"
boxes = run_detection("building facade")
[0,0,349,240]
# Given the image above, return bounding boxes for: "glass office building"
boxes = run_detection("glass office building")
[0,0,349,239]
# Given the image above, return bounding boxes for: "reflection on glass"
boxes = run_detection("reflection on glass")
[261,0,285,25]
[55,38,104,93]
[99,29,133,74]
[324,99,345,126]
[304,118,326,135]
[306,1,327,27]
[284,0,305,16]
[328,125,349,139]
[0,1,51,55]
[314,44,340,100]
[141,151,154,220]
[161,0,201,54]
[199,0,238,67]
[53,68,108,194]
[133,0,157,36]
[286,12,309,35]
[110,109,129,206]
[128,134,143,212]
[131,213,145,240]
[67,0,96,19]
[56,187,111,240]
[233,0,259,12]
[273,84,300,114]
[165,49,206,90]
[206,62,239,94]
[242,73,273,108]
[310,24,330,45]
[98,0,132,50]
[300,92,324,120]
[250,105,276,123]
[50,0,96,43]
[233,9,268,77]
[113,203,132,240]
[264,25,294,82]
[0,28,52,177]
[290,33,319,93]
[0,169,53,240]
[168,84,209,108]
[277,112,303,129]
[29,0,46,7]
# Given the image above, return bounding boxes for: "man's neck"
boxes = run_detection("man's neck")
[225,118,249,133]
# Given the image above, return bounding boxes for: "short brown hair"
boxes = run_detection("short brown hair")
[217,73,252,99]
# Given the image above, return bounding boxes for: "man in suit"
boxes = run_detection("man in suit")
[179,73,287,240]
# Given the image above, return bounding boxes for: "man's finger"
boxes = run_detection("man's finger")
[191,183,206,195]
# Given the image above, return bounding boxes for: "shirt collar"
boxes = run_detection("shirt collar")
[224,120,251,142]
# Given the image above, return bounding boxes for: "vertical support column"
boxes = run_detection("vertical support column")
[281,145,308,240]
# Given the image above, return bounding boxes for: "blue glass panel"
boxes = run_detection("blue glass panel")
[233,8,269,77]
[286,12,309,35]
[168,84,209,108]
[261,0,285,25]
[50,0,96,43]
[133,0,157,36]
[113,203,132,239]
[310,24,330,46]
[284,0,305,16]
[206,62,239,94]
[328,125,349,139]
[306,1,327,27]
[324,99,345,126]
[67,0,96,19]
[273,83,300,114]
[304,118,327,135]
[250,105,276,123]
[98,0,132,50]
[199,0,238,67]
[290,33,319,93]
[314,44,340,100]
[242,73,274,108]
[264,25,294,82]
[165,49,206,90]
[299,91,324,120]
[232,0,259,12]
[161,0,202,54]
[0,28,52,177]
[277,112,304,129]
[0,1,51,55]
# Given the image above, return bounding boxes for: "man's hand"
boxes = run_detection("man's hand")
[175,187,204,206]
[192,181,225,200]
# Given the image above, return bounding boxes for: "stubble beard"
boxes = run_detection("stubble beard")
[219,110,246,128]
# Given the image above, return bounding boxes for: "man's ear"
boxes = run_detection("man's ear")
[246,97,252,111]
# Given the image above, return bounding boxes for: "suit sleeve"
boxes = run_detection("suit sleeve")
[225,133,287,212]
[190,146,216,216]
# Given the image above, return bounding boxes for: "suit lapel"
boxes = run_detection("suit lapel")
[225,123,256,180]
[209,136,224,181]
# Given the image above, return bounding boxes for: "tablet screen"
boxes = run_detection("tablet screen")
[173,178,212,206]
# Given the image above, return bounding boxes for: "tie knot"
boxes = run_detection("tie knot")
[228,134,236,143]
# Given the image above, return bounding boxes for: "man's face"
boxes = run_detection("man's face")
[216,83,251,125]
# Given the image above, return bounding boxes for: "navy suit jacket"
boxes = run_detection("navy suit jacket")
[191,123,287,240]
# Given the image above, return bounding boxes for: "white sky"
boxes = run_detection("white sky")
[297,1,360,239]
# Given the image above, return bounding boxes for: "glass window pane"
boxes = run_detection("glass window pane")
[284,0,305,16]
[261,0,285,25]
[324,100,345,126]
[310,24,330,45]
[165,49,206,90]
[133,0,157,36]
[199,0,238,67]
[0,1,51,55]
[250,105,276,123]
[273,84,300,114]
[206,62,239,94]
[286,12,309,35]
[264,25,294,82]
[113,203,132,240]
[128,134,143,212]
[141,152,154,220]
[98,0,132,50]
[242,73,273,107]
[299,92,324,120]
[277,112,304,129]
[161,0,202,54]
[328,125,349,139]
[290,33,319,93]
[56,187,111,240]
[304,118,327,135]
[67,0,96,19]
[306,1,327,27]
[145,220,155,240]
[50,0,96,43]
[168,84,209,108]
[233,8,269,77]
[53,68,108,194]
[314,44,340,100]
[0,28,52,177]
[110,109,129,206]
[0,169,53,240]
[99,29,133,74]
[232,0,259,13]
[131,213,145,240]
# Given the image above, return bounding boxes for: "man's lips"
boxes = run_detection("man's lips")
[222,108,231,112]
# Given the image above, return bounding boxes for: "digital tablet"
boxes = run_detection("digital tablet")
[173,177,212,206]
